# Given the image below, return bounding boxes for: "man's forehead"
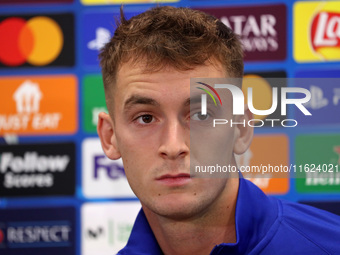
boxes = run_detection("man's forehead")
[116,58,227,83]
[115,59,232,109]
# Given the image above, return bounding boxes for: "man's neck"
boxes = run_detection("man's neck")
[143,177,239,255]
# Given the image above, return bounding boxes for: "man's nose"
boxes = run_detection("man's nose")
[158,119,189,160]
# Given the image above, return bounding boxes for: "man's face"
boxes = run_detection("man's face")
[101,61,244,220]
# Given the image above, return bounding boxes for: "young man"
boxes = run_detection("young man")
[97,6,340,255]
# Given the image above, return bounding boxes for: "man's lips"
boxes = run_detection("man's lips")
[155,173,191,186]
[156,173,190,180]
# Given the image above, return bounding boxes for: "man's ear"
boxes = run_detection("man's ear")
[233,106,254,155]
[97,112,121,160]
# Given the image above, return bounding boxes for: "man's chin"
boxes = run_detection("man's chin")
[152,206,201,221]
[144,194,206,220]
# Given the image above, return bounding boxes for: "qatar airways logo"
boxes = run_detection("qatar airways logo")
[197,82,312,128]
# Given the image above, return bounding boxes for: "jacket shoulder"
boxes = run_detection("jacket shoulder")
[257,199,340,255]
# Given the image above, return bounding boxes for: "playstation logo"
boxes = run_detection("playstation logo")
[305,85,328,110]
[88,27,111,51]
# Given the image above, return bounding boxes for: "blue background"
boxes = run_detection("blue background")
[0,0,339,254]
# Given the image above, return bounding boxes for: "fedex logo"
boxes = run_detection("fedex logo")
[82,138,135,198]
[94,155,125,180]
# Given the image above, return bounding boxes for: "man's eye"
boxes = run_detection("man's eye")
[136,114,154,124]
[191,112,210,121]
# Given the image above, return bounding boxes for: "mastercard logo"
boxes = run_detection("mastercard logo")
[0,13,74,68]
[0,16,63,66]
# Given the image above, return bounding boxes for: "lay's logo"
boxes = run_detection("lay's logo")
[311,12,340,56]
[294,1,340,62]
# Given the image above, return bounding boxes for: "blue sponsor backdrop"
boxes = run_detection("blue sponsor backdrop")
[293,77,340,126]
[82,11,142,68]
[0,0,339,254]
[0,207,76,255]
[294,70,340,126]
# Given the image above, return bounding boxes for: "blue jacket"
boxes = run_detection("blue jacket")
[118,178,340,254]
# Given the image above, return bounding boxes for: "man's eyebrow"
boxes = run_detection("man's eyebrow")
[184,96,200,106]
[184,95,218,106]
[124,95,160,110]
